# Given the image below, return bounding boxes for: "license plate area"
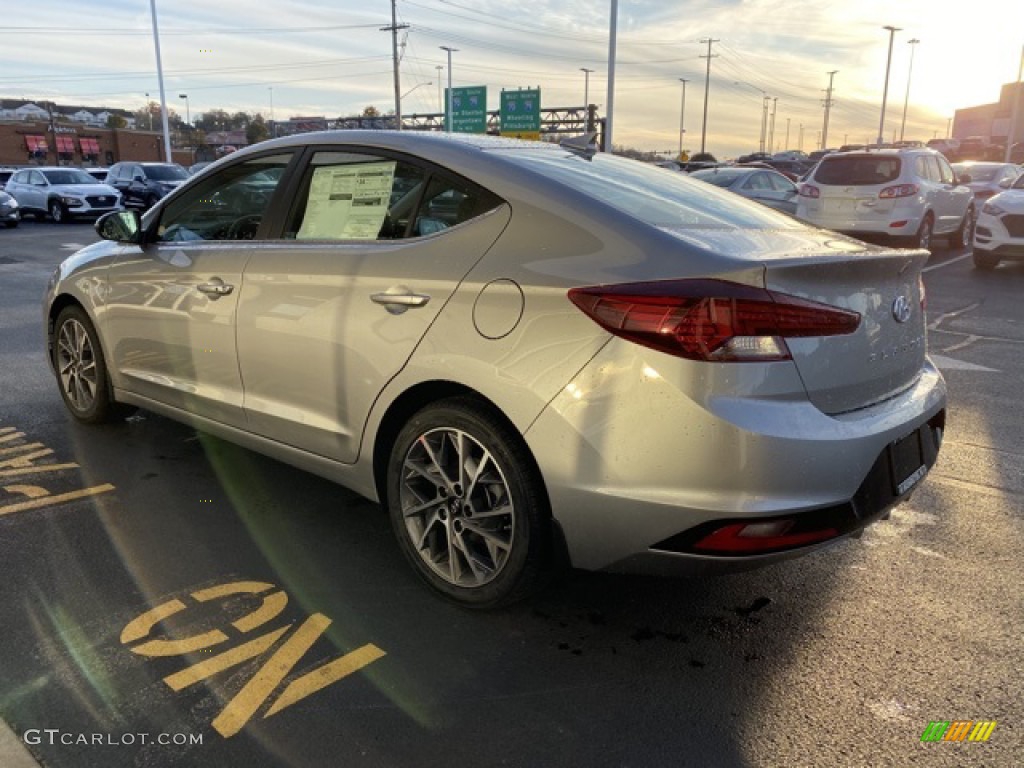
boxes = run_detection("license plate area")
[890,427,926,496]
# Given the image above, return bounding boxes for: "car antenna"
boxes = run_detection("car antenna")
[560,132,598,160]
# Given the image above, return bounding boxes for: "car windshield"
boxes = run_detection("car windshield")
[42,169,97,185]
[143,165,189,181]
[954,165,999,182]
[813,156,901,186]
[497,150,801,230]
[689,169,745,187]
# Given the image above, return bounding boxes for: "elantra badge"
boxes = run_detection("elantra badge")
[892,295,912,323]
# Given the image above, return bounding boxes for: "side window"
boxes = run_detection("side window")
[155,153,293,243]
[285,152,427,241]
[29,171,46,186]
[915,157,931,179]
[412,175,494,236]
[767,174,794,192]
[935,157,955,184]
[741,173,770,191]
[921,157,942,183]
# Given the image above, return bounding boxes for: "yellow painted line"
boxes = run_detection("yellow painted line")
[0,442,46,457]
[0,484,115,517]
[163,626,290,692]
[265,643,386,718]
[0,464,80,479]
[0,448,55,470]
[3,485,51,499]
[132,629,229,658]
[0,429,26,443]
[192,581,275,602]
[233,591,288,633]
[212,613,331,738]
[121,599,187,644]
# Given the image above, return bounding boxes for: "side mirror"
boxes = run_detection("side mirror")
[96,210,142,243]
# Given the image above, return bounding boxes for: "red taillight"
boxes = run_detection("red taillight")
[799,184,820,198]
[693,520,839,553]
[567,279,861,362]
[879,183,919,199]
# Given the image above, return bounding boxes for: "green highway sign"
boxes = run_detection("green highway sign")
[446,86,487,133]
[500,88,541,140]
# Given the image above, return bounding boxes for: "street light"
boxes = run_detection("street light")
[402,81,432,101]
[878,25,902,145]
[435,65,444,113]
[145,92,153,131]
[899,38,920,143]
[580,67,594,132]
[677,78,688,159]
[440,46,457,132]
[178,93,190,161]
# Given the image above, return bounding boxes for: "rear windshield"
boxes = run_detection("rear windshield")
[496,150,801,230]
[953,164,998,182]
[143,165,189,181]
[689,169,745,187]
[813,156,901,186]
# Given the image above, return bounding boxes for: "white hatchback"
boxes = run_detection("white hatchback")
[797,148,975,250]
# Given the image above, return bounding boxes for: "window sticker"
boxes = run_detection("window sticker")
[297,161,396,240]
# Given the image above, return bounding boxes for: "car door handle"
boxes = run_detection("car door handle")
[197,278,234,298]
[371,291,431,314]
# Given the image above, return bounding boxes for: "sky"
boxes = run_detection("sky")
[1,0,1021,159]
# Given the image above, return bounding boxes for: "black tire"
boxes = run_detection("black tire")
[972,252,999,271]
[52,305,119,423]
[907,213,933,250]
[386,396,552,608]
[949,206,974,250]
[49,199,69,224]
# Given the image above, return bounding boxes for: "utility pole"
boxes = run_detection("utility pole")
[822,70,838,151]
[440,47,457,131]
[760,96,769,153]
[581,67,594,131]
[678,78,688,158]
[798,123,804,152]
[768,97,778,153]
[1005,45,1023,163]
[699,37,718,155]
[381,0,409,130]
[784,117,790,152]
[878,25,902,145]
[606,0,619,151]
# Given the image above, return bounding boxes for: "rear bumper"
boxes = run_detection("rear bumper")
[525,340,947,573]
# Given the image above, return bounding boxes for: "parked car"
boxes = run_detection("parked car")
[973,172,1024,270]
[84,167,109,183]
[106,161,189,209]
[951,162,1022,204]
[0,189,20,228]
[690,166,800,214]
[926,138,960,157]
[188,161,214,176]
[4,167,122,223]
[44,131,946,607]
[0,168,17,186]
[797,148,975,249]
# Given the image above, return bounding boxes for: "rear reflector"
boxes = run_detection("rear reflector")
[693,521,839,553]
[568,279,861,362]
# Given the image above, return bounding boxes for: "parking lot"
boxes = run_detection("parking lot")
[1,219,1022,767]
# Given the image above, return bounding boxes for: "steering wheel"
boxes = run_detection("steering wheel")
[225,214,262,240]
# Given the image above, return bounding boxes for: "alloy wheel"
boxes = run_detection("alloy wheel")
[56,318,98,412]
[398,427,515,588]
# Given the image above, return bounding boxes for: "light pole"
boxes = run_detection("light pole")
[606,0,619,151]
[145,92,153,131]
[899,38,920,143]
[878,25,902,146]
[435,65,444,113]
[148,0,172,162]
[402,82,432,102]
[581,67,595,133]
[677,78,688,159]
[440,46,457,132]
[178,93,190,161]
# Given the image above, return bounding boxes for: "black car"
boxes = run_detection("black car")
[106,162,189,209]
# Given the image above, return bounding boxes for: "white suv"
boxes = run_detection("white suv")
[796,148,975,250]
[973,172,1024,269]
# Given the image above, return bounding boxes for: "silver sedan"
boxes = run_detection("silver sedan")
[43,131,946,607]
